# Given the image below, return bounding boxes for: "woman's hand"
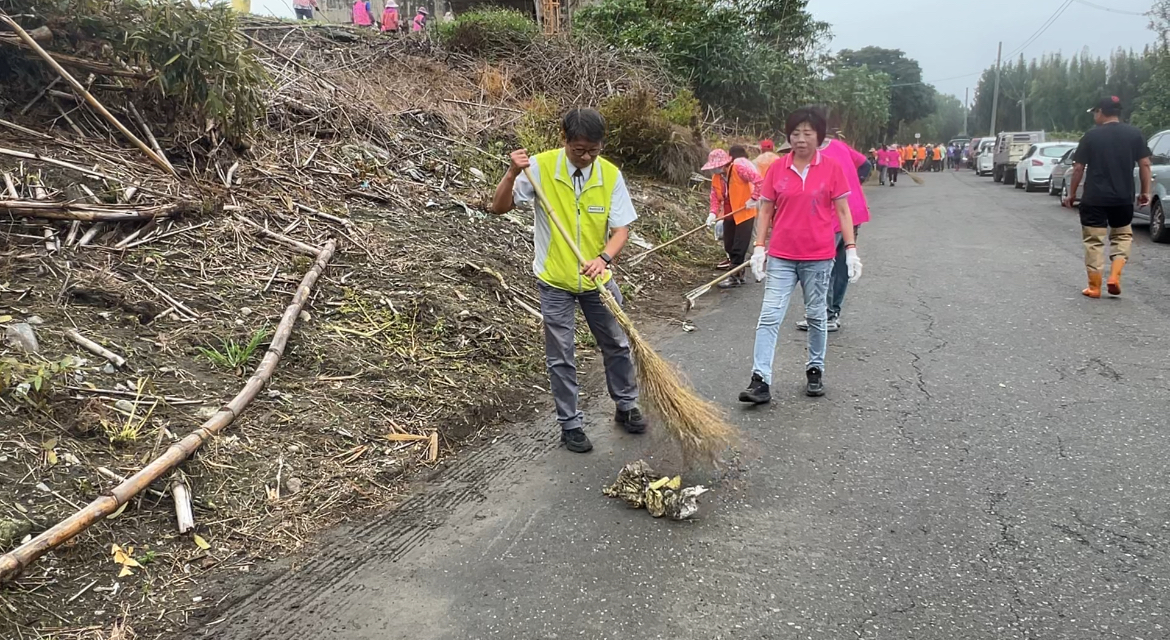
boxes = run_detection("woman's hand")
[750,246,767,282]
[845,248,862,283]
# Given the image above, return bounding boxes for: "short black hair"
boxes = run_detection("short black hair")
[728,145,748,159]
[562,108,606,144]
[784,107,828,144]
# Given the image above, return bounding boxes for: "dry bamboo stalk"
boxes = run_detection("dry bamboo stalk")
[114,219,157,248]
[234,215,321,256]
[0,200,184,221]
[65,329,127,368]
[294,202,351,227]
[43,226,57,252]
[119,221,212,249]
[2,173,16,199]
[130,273,198,319]
[0,239,337,583]
[0,15,176,177]
[170,472,194,534]
[0,118,52,139]
[0,25,51,43]
[20,76,60,115]
[64,220,80,246]
[626,206,749,266]
[126,102,174,174]
[78,223,104,247]
[0,146,133,186]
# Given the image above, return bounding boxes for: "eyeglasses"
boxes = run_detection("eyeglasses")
[568,145,603,160]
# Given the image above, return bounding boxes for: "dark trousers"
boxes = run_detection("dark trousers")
[295,7,313,19]
[723,215,755,267]
[888,166,899,184]
[539,280,638,431]
[828,226,860,318]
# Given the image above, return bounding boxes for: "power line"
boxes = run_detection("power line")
[1005,0,1075,60]
[1072,0,1148,16]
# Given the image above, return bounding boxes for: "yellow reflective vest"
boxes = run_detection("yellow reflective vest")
[532,150,619,293]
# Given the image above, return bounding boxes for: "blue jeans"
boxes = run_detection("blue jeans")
[752,257,833,385]
[828,227,859,319]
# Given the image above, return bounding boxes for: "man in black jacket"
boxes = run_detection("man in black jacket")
[1064,96,1152,298]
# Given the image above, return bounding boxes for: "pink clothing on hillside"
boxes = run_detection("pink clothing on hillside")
[353,0,373,25]
[759,151,850,262]
[819,138,870,228]
[708,157,763,216]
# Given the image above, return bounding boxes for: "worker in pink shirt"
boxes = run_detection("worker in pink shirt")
[883,146,901,186]
[794,123,871,332]
[739,107,862,403]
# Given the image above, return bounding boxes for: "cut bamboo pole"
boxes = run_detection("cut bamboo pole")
[170,472,194,534]
[626,206,748,267]
[0,14,176,177]
[0,239,336,583]
[234,215,322,256]
[65,329,127,368]
[0,200,186,221]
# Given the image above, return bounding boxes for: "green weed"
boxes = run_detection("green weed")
[198,329,269,371]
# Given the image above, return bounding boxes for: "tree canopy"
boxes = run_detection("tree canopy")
[837,47,936,138]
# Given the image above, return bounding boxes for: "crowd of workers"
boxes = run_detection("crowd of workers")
[869,142,964,186]
[292,0,452,32]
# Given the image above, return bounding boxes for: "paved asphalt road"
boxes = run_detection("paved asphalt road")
[196,170,1170,640]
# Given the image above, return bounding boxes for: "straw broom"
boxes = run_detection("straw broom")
[523,168,736,464]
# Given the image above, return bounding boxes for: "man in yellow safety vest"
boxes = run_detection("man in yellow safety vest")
[490,108,646,453]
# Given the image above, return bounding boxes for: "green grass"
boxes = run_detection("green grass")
[198,329,269,371]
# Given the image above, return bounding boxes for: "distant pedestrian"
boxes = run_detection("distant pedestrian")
[884,145,900,186]
[754,139,781,178]
[412,6,429,31]
[915,144,926,172]
[293,0,318,20]
[876,147,888,185]
[703,146,763,287]
[739,107,862,404]
[1064,96,1152,298]
[352,0,375,27]
[380,0,400,31]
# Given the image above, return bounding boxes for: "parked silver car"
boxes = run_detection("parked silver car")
[1049,147,1076,196]
[1133,129,1170,242]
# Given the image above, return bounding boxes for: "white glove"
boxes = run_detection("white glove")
[705,213,716,228]
[713,220,724,240]
[750,246,767,282]
[745,199,758,208]
[845,247,862,283]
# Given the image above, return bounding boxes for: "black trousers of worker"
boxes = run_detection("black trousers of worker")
[723,215,755,268]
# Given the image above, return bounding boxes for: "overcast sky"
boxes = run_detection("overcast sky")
[250,0,1156,103]
[808,0,1156,102]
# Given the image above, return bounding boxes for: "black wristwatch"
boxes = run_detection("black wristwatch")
[600,252,613,265]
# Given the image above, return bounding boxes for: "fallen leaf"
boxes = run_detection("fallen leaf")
[0,315,11,323]
[193,534,211,550]
[384,433,429,442]
[118,565,133,578]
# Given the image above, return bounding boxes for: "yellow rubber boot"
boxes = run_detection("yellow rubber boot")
[1083,271,1102,298]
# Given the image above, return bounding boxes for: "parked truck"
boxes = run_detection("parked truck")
[993,131,1047,185]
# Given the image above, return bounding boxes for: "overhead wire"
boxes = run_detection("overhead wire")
[1005,0,1075,59]
[1071,0,1148,16]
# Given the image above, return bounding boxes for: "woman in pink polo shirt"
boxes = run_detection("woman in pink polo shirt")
[739,107,863,403]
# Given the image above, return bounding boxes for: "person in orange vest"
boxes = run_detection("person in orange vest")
[703,146,763,286]
[914,144,926,171]
[931,144,944,171]
[352,0,375,27]
[381,0,400,32]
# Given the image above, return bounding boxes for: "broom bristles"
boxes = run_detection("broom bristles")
[598,286,737,465]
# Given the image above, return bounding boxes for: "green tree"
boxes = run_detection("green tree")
[817,64,891,149]
[1134,1,1170,133]
[575,0,826,126]
[837,47,935,137]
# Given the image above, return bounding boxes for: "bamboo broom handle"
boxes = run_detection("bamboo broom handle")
[627,205,749,265]
[0,240,337,583]
[523,167,590,268]
[0,14,177,178]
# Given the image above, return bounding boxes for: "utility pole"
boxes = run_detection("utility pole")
[990,41,1002,138]
[963,87,969,137]
[1020,91,1027,130]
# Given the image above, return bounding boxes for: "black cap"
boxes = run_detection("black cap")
[1088,95,1122,115]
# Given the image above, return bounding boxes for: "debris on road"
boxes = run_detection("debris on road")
[603,460,710,520]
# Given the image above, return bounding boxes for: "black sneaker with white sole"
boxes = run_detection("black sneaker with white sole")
[615,407,648,434]
[561,428,593,453]
[805,367,825,397]
[738,373,771,404]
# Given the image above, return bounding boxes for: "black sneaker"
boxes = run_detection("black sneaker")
[805,367,825,397]
[738,373,771,404]
[615,407,648,434]
[561,428,593,453]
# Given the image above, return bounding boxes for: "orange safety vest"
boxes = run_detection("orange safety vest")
[916,146,926,160]
[933,146,943,160]
[712,161,757,225]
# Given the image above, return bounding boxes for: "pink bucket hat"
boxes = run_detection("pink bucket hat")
[701,148,732,171]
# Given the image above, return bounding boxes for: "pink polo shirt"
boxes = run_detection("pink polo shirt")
[760,151,850,261]
[819,139,870,228]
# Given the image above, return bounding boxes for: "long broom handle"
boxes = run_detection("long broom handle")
[627,206,749,266]
[523,167,592,268]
